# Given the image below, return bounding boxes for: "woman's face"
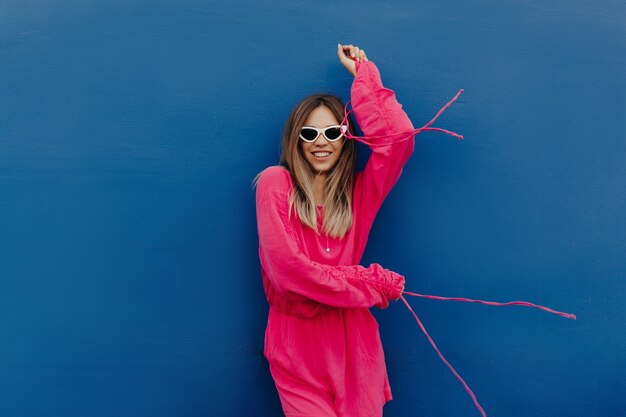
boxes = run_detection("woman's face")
[300,105,346,175]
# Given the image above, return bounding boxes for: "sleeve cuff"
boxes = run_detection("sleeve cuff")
[387,271,405,301]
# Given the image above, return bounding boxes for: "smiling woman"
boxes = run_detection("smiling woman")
[250,44,411,417]
[250,43,578,417]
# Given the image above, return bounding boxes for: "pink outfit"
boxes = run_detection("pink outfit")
[256,59,576,417]
[255,59,415,417]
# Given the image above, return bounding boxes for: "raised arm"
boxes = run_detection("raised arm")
[350,59,416,226]
[255,167,404,309]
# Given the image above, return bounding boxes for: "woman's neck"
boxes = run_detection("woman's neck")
[314,174,326,206]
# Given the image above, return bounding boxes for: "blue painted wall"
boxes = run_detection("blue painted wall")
[1,1,624,416]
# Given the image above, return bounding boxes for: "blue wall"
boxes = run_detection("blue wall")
[1,1,624,416]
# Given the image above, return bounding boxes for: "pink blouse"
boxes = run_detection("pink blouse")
[256,59,413,317]
[254,59,413,415]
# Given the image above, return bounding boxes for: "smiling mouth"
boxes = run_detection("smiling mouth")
[312,151,332,160]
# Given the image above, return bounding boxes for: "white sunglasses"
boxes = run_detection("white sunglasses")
[299,125,348,142]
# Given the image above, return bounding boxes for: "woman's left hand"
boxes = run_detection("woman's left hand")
[337,43,368,77]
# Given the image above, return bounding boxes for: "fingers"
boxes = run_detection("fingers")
[338,43,367,62]
[338,43,352,59]
[338,43,352,63]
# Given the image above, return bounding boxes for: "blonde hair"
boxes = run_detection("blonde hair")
[252,93,359,239]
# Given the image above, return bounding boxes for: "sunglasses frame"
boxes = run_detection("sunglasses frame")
[299,124,348,143]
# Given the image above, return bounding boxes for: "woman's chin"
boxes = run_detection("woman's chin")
[307,158,334,172]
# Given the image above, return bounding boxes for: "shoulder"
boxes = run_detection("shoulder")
[256,165,293,201]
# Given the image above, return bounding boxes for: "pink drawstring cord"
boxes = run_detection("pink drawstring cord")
[340,87,577,415]
[404,291,577,319]
[340,88,465,144]
[400,291,577,417]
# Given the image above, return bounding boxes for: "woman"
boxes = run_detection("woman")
[253,44,577,417]
[253,44,413,417]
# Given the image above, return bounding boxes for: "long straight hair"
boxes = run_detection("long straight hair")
[253,93,358,239]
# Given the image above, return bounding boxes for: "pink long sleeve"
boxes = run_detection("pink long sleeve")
[349,60,416,224]
[255,167,404,309]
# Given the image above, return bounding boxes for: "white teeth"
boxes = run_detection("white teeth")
[313,152,330,157]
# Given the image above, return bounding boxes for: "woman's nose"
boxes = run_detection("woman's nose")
[314,133,329,144]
